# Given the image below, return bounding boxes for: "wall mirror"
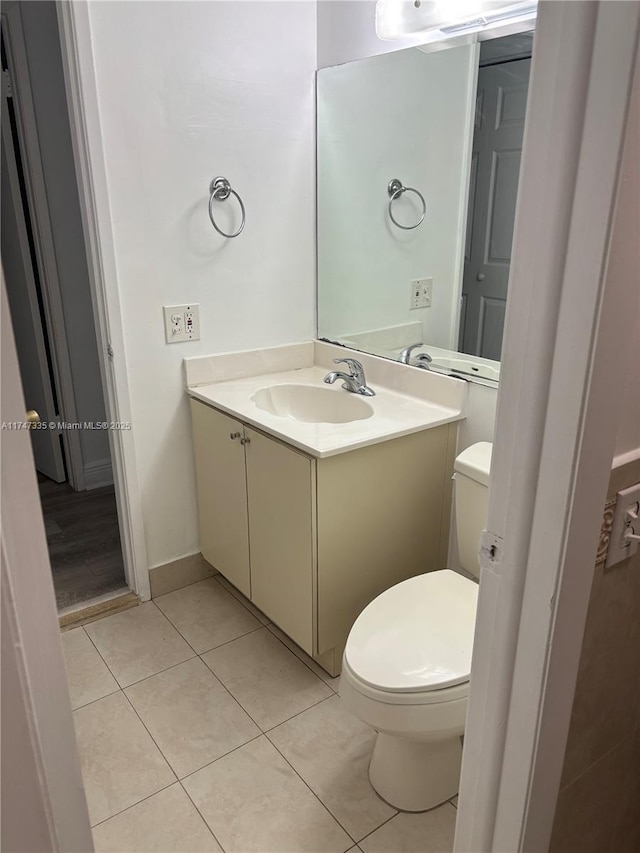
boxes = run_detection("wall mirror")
[316,29,534,385]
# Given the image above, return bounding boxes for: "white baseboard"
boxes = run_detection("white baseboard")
[83,458,113,489]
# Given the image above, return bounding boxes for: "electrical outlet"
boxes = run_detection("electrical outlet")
[605,483,640,568]
[163,304,201,343]
[410,278,433,310]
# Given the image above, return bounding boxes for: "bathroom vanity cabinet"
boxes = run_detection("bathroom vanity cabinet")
[190,398,458,675]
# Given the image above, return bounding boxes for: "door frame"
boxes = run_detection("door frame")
[1,3,85,489]
[54,0,150,600]
[455,2,640,850]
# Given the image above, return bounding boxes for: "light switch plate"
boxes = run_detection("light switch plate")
[605,482,640,568]
[163,304,200,343]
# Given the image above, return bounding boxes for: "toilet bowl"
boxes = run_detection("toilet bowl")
[340,442,492,813]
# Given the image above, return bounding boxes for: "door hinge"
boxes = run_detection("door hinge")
[106,343,114,360]
[3,69,13,99]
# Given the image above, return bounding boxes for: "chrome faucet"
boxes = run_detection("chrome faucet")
[324,357,375,396]
[397,343,432,370]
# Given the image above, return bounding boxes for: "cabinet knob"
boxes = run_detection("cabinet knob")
[229,432,241,441]
[240,436,251,446]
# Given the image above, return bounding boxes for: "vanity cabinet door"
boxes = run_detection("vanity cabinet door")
[244,427,315,655]
[189,400,251,598]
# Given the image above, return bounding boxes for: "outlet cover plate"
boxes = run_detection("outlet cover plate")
[605,482,640,568]
[163,304,200,343]
[410,278,433,310]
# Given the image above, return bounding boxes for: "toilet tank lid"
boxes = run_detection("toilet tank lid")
[454,442,493,487]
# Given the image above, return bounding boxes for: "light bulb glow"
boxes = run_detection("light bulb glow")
[376,0,537,42]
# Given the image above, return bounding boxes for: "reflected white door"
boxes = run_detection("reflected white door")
[1,79,65,481]
[460,58,531,360]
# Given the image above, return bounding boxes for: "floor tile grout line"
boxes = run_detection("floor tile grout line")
[89,778,178,832]
[200,638,336,736]
[178,779,228,853]
[195,624,333,733]
[71,685,122,714]
[75,599,331,731]
[145,599,201,656]
[119,688,179,781]
[193,623,266,657]
[117,675,265,786]
[212,574,270,621]
[200,573,339,692]
[178,732,265,785]
[85,590,263,690]
[265,623,340,691]
[81,599,199,685]
[81,626,135,693]
[262,728,358,845]
[262,692,336,735]
[197,652,265,732]
[77,631,181,776]
[119,653,200,691]
[355,810,399,846]
[152,587,267,660]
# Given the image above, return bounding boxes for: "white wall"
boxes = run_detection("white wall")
[458,382,498,451]
[20,1,111,484]
[317,43,477,349]
[87,1,316,568]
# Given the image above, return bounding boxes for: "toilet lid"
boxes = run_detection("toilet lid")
[344,570,478,693]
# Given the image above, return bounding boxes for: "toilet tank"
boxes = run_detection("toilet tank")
[454,442,493,578]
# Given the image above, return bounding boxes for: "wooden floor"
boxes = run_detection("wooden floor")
[39,474,127,610]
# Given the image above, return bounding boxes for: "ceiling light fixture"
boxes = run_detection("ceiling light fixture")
[376,0,537,42]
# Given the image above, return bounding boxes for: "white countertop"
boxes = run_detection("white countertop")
[187,365,465,458]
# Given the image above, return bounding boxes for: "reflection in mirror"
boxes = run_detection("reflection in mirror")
[317,31,533,384]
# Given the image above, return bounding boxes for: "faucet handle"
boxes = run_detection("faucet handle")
[332,357,364,377]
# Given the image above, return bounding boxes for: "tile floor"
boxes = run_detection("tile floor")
[62,574,458,853]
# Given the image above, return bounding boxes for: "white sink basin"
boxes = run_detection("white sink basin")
[252,384,374,424]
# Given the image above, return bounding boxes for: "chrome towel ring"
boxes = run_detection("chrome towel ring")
[387,178,426,230]
[208,176,246,238]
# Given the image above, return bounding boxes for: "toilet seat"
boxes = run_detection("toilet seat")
[342,657,470,706]
[344,570,478,695]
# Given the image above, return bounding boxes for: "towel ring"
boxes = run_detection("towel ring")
[387,178,426,230]
[208,176,246,238]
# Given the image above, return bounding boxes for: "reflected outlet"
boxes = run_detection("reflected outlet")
[410,278,433,310]
[163,304,201,343]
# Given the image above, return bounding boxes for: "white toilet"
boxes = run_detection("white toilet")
[340,442,492,813]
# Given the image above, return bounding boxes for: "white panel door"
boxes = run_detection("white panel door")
[1,87,65,481]
[460,58,531,360]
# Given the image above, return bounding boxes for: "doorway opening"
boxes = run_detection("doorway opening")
[1,2,127,611]
[459,32,533,361]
